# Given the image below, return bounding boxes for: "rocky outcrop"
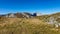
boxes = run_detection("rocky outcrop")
[47,16,60,28]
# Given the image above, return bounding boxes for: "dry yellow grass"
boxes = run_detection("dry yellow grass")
[0,18,60,34]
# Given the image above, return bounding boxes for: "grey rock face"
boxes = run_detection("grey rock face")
[48,17,55,24]
[5,13,16,18]
[47,16,60,28]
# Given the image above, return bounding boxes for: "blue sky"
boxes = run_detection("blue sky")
[0,0,60,14]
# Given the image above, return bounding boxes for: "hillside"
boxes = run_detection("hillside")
[0,17,60,34]
[0,12,60,34]
[35,12,60,24]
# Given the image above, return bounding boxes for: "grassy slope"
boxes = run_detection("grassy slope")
[0,17,60,34]
[35,12,60,22]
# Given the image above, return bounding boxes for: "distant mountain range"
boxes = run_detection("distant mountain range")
[0,12,42,18]
[0,12,60,18]
[0,12,32,18]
